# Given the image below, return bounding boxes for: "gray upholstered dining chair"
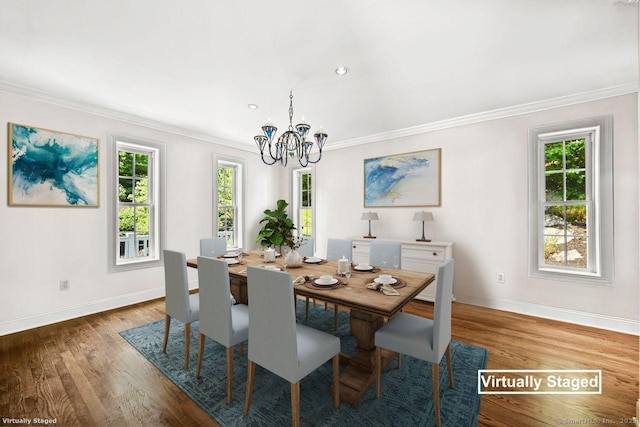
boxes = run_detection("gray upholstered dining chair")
[243,266,341,427]
[326,238,352,261]
[162,249,200,369]
[369,241,401,269]
[199,237,227,257]
[375,259,455,427]
[195,256,249,403]
[296,236,315,257]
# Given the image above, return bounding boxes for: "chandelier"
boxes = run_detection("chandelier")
[254,91,327,167]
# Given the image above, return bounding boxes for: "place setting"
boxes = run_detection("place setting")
[352,263,379,273]
[366,274,405,295]
[303,256,327,264]
[304,274,346,290]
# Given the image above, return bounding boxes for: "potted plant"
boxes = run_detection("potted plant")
[256,199,306,267]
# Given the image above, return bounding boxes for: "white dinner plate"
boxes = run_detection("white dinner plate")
[374,277,397,285]
[354,265,373,271]
[223,252,238,258]
[315,278,338,286]
[225,259,240,265]
[263,266,280,271]
[305,257,322,264]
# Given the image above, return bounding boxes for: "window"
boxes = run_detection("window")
[216,158,244,249]
[292,168,314,238]
[108,135,165,272]
[528,116,613,284]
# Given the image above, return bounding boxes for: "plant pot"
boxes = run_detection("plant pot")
[285,249,303,268]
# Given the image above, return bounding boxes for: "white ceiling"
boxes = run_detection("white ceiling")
[0,0,637,151]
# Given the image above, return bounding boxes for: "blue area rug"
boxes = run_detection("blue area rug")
[120,301,487,426]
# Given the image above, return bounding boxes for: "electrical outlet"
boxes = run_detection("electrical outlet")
[59,280,70,291]
[496,272,505,283]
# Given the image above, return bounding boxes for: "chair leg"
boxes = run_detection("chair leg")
[162,314,171,353]
[184,323,191,369]
[432,363,441,427]
[226,347,234,403]
[398,353,402,369]
[334,305,339,331]
[243,360,256,416]
[305,297,310,321]
[333,354,340,408]
[324,301,328,310]
[376,346,382,398]
[240,341,245,356]
[291,381,300,427]
[195,333,205,378]
[446,343,454,388]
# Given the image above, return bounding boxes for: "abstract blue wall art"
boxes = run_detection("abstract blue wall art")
[8,123,99,207]
[364,148,441,207]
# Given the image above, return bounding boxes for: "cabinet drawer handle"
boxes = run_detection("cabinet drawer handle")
[432,252,438,256]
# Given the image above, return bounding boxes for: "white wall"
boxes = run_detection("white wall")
[0,91,278,335]
[1,90,637,335]
[313,94,639,334]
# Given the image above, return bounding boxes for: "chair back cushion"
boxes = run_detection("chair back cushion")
[246,266,299,380]
[197,256,234,346]
[369,241,402,269]
[163,250,192,322]
[199,237,227,257]
[296,237,315,257]
[433,259,455,357]
[326,238,352,261]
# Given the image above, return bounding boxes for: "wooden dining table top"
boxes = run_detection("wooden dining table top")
[187,251,434,319]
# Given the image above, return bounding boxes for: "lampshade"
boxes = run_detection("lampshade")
[413,211,434,222]
[361,212,379,221]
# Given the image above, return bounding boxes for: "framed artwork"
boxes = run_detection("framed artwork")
[8,123,100,207]
[364,148,441,207]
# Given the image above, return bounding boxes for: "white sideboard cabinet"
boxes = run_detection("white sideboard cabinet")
[351,238,454,302]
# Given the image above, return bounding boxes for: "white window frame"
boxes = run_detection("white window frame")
[214,157,244,251]
[292,166,315,241]
[108,134,166,272]
[528,116,614,285]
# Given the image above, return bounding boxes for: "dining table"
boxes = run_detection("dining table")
[187,251,435,406]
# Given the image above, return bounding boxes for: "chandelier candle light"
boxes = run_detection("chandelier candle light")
[254,91,328,167]
[361,211,379,239]
[414,211,434,242]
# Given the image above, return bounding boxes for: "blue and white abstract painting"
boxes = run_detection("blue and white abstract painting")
[364,149,440,207]
[9,123,99,207]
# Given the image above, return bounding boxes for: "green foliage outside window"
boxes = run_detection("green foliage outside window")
[544,139,586,224]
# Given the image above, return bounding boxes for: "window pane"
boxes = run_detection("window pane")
[566,171,586,201]
[544,234,565,266]
[545,172,563,201]
[134,207,149,234]
[119,151,133,175]
[119,178,133,202]
[119,207,135,234]
[134,154,149,178]
[301,208,312,236]
[565,139,585,169]
[134,178,148,203]
[545,141,563,171]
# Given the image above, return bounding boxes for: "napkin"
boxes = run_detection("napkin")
[293,276,306,286]
[366,282,400,296]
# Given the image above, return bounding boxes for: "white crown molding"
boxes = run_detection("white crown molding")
[0,80,251,152]
[1,80,636,153]
[327,82,639,150]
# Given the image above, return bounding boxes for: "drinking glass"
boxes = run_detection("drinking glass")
[344,269,351,283]
[238,252,243,264]
[282,247,289,271]
[393,255,399,270]
[382,253,388,268]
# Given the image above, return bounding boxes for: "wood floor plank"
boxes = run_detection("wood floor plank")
[0,297,637,426]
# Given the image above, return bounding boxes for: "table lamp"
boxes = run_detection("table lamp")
[361,211,379,239]
[413,211,434,242]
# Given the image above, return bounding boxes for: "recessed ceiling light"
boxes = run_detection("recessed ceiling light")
[335,66,349,76]
[248,104,259,110]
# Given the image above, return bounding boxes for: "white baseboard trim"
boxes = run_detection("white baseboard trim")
[0,287,166,336]
[455,293,640,336]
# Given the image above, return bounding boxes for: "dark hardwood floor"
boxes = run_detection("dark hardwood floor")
[1,298,637,426]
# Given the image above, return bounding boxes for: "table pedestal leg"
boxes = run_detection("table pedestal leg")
[335,309,396,406]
